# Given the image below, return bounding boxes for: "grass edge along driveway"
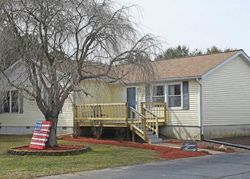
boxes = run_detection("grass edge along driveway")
[0,135,159,179]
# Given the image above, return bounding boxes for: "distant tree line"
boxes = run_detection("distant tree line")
[156,45,236,60]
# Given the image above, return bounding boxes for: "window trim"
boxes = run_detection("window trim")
[151,84,165,103]
[2,90,20,113]
[167,82,183,110]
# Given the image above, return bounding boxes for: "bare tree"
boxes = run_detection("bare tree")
[0,0,159,147]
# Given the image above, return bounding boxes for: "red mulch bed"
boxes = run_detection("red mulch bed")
[64,137,208,160]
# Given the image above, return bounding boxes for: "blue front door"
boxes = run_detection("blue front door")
[127,87,136,109]
[127,87,136,118]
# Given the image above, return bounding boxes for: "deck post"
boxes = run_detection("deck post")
[156,117,159,139]
[164,103,167,124]
[132,129,135,142]
[73,105,79,137]
[141,103,147,141]
[130,108,136,142]
[141,102,145,116]
[125,103,128,126]
[142,118,147,142]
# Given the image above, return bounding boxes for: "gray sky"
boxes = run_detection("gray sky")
[121,0,250,54]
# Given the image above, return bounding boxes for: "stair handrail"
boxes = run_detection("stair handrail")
[143,107,159,139]
[141,102,167,124]
[129,107,147,141]
[130,106,147,118]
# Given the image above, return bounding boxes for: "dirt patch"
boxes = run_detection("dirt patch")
[64,137,208,160]
[164,139,235,153]
[8,145,89,156]
[197,142,235,152]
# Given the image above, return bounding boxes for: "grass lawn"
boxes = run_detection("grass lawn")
[0,135,160,179]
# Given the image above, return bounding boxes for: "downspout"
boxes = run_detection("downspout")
[196,78,204,140]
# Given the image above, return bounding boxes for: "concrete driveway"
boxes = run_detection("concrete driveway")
[40,151,250,179]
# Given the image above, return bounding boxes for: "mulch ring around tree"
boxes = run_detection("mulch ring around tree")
[64,137,209,160]
[8,145,89,156]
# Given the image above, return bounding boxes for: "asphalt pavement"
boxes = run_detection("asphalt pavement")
[40,151,250,179]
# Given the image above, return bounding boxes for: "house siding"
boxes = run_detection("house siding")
[0,64,73,134]
[159,80,201,140]
[136,85,146,112]
[0,97,44,127]
[58,96,74,127]
[0,95,73,127]
[0,94,74,135]
[202,56,250,127]
[109,84,145,111]
[166,80,200,127]
[110,84,126,103]
[74,80,112,104]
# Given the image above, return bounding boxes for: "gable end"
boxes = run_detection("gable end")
[201,51,250,79]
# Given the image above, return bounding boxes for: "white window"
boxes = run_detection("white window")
[168,83,182,108]
[2,90,19,113]
[152,85,165,102]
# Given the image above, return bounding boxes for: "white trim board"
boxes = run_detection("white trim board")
[202,51,250,79]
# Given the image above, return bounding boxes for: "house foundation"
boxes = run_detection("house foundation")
[160,125,201,140]
[204,125,250,139]
[0,126,73,136]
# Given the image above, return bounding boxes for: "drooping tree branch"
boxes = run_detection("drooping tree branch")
[0,0,160,146]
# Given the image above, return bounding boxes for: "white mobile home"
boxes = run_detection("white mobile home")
[1,50,250,141]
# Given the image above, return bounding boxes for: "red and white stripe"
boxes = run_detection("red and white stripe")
[29,120,53,150]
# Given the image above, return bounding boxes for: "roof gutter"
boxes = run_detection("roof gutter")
[118,76,201,85]
[196,78,204,140]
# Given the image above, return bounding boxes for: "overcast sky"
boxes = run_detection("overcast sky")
[120,0,250,54]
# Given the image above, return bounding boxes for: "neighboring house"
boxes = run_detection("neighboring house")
[0,50,250,141]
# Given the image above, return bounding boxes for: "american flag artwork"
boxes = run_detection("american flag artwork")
[29,121,52,150]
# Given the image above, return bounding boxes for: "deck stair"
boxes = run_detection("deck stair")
[146,131,163,144]
[129,106,163,144]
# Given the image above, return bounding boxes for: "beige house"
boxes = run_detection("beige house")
[1,50,250,142]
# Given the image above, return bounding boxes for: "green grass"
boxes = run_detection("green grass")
[0,135,159,179]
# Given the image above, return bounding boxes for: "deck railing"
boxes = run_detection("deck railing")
[74,102,168,142]
[141,102,168,124]
[75,103,128,122]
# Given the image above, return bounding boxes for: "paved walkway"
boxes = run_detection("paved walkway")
[40,151,250,179]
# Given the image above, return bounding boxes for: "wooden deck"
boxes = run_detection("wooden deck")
[75,103,129,127]
[74,102,168,128]
[74,102,168,143]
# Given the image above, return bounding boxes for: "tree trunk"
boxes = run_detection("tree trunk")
[46,117,58,147]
